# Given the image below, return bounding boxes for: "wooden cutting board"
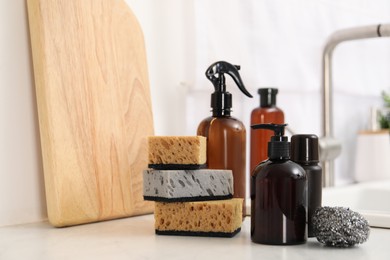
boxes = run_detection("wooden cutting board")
[27,0,154,227]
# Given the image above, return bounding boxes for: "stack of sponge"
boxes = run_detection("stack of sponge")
[144,136,243,237]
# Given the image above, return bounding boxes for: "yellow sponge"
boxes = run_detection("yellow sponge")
[154,199,243,237]
[148,136,206,169]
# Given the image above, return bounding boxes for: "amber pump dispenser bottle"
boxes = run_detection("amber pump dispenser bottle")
[197,61,253,217]
[291,135,322,238]
[250,124,307,245]
[250,88,284,173]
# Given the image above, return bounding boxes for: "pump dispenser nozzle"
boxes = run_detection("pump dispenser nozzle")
[206,61,253,116]
[251,123,289,160]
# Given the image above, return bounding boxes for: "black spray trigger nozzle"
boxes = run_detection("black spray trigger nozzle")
[205,61,253,98]
[205,61,253,117]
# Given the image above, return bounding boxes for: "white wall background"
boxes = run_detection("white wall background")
[1,0,389,227]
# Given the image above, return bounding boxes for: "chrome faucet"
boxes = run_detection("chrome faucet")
[321,24,390,187]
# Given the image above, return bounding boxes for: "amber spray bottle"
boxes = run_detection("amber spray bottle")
[250,88,284,173]
[250,124,307,245]
[197,61,253,218]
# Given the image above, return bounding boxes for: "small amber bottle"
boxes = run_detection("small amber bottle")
[197,61,252,218]
[250,88,284,173]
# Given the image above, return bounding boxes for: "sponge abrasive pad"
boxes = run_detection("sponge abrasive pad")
[148,136,206,169]
[154,199,243,237]
[143,169,233,202]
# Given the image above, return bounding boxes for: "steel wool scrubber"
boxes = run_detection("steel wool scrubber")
[312,206,370,247]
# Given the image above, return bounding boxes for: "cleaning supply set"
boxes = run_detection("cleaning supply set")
[197,61,252,217]
[144,136,243,237]
[142,61,370,247]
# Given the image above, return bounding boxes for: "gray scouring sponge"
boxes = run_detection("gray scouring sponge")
[143,169,233,202]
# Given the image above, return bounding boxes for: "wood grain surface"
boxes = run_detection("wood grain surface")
[27,0,154,227]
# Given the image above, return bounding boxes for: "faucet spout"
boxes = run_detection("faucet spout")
[321,24,390,187]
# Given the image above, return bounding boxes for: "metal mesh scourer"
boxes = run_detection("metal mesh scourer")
[312,206,370,247]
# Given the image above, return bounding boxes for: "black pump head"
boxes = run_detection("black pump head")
[251,123,287,137]
[251,123,290,160]
[206,61,253,116]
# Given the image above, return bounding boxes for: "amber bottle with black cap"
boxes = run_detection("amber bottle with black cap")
[251,124,307,245]
[197,61,253,218]
[291,134,322,237]
[250,88,284,173]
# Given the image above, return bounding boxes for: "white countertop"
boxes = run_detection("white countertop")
[1,214,389,260]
